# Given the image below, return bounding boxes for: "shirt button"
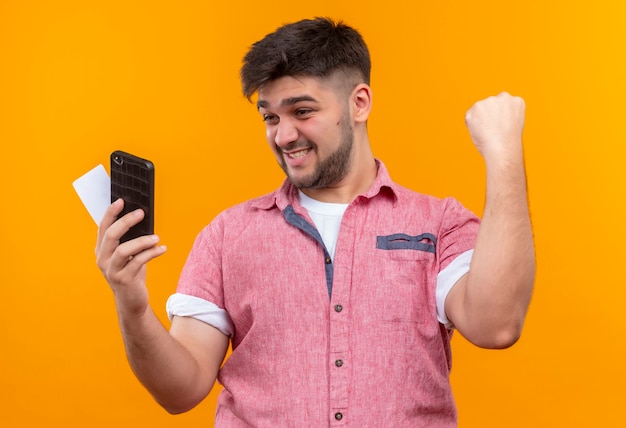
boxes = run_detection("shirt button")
[335,412,343,421]
[334,304,343,313]
[335,359,343,367]
[325,256,332,264]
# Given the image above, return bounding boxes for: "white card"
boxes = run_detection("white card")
[72,164,111,225]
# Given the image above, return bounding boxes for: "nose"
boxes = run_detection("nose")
[272,118,298,148]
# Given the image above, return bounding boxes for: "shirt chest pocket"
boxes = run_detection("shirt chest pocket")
[376,233,436,261]
[369,233,438,325]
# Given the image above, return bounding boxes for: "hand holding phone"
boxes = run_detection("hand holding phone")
[110,151,155,243]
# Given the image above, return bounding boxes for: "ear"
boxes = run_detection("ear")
[351,83,372,123]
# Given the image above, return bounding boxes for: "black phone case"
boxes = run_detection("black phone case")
[110,150,155,243]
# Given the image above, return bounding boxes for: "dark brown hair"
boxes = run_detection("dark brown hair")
[240,17,371,100]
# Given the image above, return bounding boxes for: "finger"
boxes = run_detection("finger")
[109,237,167,280]
[97,206,145,271]
[104,208,146,245]
[110,234,163,272]
[98,198,124,235]
[96,199,126,271]
[96,199,124,254]
[124,242,168,272]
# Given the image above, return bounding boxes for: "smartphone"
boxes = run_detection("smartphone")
[110,150,155,243]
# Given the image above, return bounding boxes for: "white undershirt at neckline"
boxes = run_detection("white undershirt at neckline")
[298,190,348,259]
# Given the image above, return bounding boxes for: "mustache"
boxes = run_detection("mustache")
[278,140,315,153]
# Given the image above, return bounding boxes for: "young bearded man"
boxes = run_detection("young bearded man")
[96,17,535,427]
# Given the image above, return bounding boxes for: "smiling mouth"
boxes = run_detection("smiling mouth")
[287,149,311,159]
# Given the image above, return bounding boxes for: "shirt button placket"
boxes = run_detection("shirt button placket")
[330,301,347,424]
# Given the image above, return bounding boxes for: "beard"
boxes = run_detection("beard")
[278,115,354,190]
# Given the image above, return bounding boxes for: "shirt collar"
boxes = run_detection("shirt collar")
[251,159,398,211]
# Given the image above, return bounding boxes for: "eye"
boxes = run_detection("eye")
[294,108,313,118]
[262,113,278,125]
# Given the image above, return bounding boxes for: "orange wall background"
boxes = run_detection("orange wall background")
[1,1,625,426]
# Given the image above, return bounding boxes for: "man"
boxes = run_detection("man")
[96,17,534,427]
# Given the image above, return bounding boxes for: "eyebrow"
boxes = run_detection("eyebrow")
[257,95,318,110]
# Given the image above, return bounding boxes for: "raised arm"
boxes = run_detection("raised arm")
[96,199,229,413]
[445,92,536,349]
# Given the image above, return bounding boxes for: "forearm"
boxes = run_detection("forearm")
[96,201,224,412]
[456,154,535,347]
[116,305,216,413]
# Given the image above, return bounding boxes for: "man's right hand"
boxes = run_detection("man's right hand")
[95,198,167,317]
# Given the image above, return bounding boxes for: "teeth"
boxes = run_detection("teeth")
[288,149,310,159]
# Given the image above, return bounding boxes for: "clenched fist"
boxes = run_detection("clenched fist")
[465,92,525,164]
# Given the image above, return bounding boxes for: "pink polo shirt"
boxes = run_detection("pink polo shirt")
[171,161,479,426]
